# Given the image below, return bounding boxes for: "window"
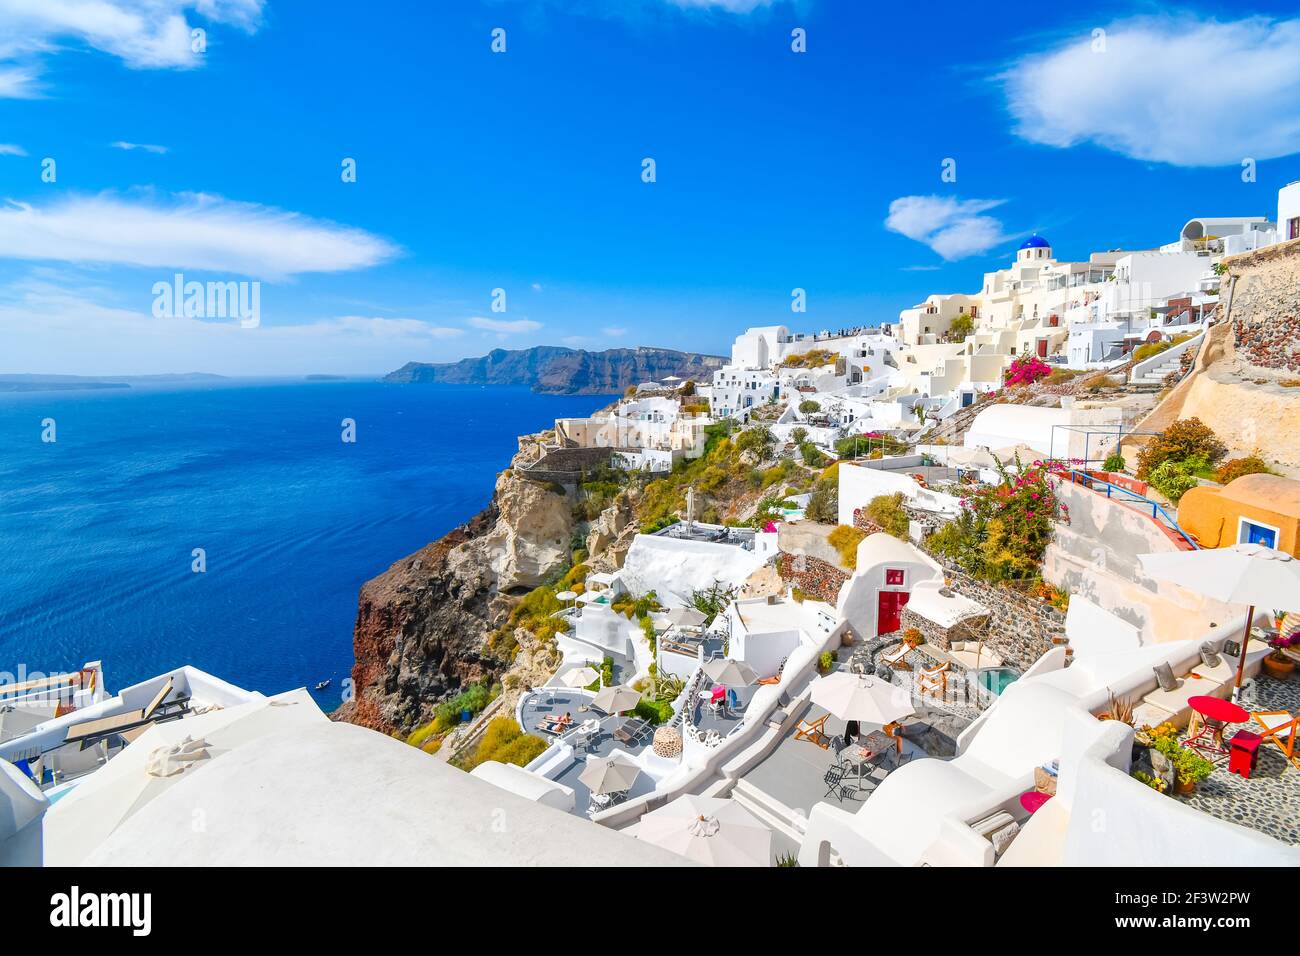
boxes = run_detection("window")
[885,568,905,586]
[1238,517,1279,549]
[1290,217,1300,240]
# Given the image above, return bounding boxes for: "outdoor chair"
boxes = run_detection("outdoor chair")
[918,662,950,698]
[795,714,830,750]
[823,762,853,802]
[1252,711,1300,770]
[881,643,911,671]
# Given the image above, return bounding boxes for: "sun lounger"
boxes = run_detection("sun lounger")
[1252,711,1299,770]
[795,714,830,749]
[613,717,650,744]
[64,679,179,748]
[880,643,911,671]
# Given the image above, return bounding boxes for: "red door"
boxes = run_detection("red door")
[877,590,909,635]
[1036,338,1048,358]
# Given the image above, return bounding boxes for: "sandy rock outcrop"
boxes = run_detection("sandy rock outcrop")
[450,469,575,593]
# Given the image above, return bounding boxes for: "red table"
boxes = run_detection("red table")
[1184,696,1250,757]
[1019,791,1052,814]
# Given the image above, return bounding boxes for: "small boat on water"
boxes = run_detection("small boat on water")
[314,679,332,691]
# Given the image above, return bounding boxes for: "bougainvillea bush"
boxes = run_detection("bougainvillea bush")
[927,456,1066,584]
[1003,356,1053,387]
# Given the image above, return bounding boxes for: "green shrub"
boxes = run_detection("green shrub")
[798,399,821,414]
[1102,451,1126,473]
[1136,418,1226,481]
[791,426,808,445]
[799,442,827,467]
[1148,457,1204,503]
[456,716,548,771]
[634,697,674,725]
[865,492,909,538]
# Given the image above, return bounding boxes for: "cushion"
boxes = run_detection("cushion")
[1199,642,1221,668]
[989,821,1020,858]
[950,641,965,652]
[1153,662,1178,692]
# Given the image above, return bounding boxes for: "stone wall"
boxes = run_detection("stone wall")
[519,446,613,485]
[777,551,849,605]
[924,560,1066,672]
[900,604,989,653]
[1225,237,1300,373]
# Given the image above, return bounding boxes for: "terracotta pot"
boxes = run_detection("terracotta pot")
[1263,656,1295,680]
[1176,777,1196,795]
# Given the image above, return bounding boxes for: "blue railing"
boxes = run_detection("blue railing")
[1064,470,1200,550]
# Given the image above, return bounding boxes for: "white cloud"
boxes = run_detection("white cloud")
[111,140,168,154]
[666,0,777,11]
[468,316,542,334]
[0,143,25,156]
[602,326,627,337]
[531,282,543,291]
[0,0,265,97]
[0,192,399,279]
[0,280,469,376]
[885,195,1008,261]
[1003,15,1300,166]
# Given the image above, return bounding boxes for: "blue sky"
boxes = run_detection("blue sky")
[1,0,1298,375]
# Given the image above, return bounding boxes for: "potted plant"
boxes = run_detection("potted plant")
[902,627,923,649]
[1263,634,1296,680]
[817,650,835,674]
[1172,748,1215,794]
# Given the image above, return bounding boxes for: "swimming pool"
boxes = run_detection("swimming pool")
[977,667,1021,696]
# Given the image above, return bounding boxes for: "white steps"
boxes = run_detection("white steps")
[732,779,806,844]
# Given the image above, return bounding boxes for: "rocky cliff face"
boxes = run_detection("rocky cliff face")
[384,345,724,394]
[337,440,577,735]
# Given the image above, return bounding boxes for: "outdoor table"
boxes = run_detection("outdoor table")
[1184,696,1250,757]
[1020,791,1052,815]
[850,730,892,789]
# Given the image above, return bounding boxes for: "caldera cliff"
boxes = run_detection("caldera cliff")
[336,431,578,734]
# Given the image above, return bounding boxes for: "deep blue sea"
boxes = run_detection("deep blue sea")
[0,380,612,710]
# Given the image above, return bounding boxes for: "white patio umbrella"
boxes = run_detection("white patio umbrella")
[810,672,915,725]
[590,685,641,714]
[1139,544,1300,697]
[703,658,759,686]
[556,665,600,689]
[667,607,707,628]
[635,794,772,867]
[578,753,642,795]
[42,689,324,865]
[556,590,579,615]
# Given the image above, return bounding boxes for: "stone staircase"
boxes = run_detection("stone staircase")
[1132,356,1182,386]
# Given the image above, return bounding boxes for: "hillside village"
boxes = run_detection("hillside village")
[4,185,1300,867]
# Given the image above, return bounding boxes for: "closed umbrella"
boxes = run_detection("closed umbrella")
[703,658,758,686]
[578,753,642,795]
[591,685,641,714]
[556,665,600,689]
[1139,544,1300,697]
[635,794,772,867]
[811,672,914,725]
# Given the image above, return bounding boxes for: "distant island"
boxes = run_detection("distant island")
[384,345,725,395]
[0,373,227,393]
[306,374,348,381]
